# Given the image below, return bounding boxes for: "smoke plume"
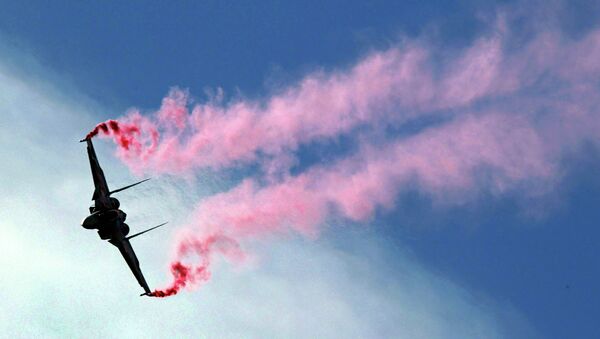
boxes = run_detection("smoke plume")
[85,119,141,151]
[88,18,600,297]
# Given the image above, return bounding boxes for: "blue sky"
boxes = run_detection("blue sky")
[0,1,510,108]
[1,1,599,338]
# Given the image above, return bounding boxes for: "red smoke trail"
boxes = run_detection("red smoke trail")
[150,262,196,297]
[150,234,243,297]
[85,119,143,151]
[93,22,600,297]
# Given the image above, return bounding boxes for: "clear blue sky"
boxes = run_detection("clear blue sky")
[1,1,599,338]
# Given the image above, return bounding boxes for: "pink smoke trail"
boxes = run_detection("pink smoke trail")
[93,34,513,174]
[87,23,600,297]
[148,111,558,297]
[96,29,600,177]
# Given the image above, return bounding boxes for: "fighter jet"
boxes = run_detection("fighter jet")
[79,136,165,297]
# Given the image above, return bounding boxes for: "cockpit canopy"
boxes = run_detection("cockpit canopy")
[110,197,120,209]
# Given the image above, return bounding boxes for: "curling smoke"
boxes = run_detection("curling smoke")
[85,119,141,151]
[150,234,243,297]
[88,21,600,297]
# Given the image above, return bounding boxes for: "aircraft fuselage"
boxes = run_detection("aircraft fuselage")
[80,137,154,296]
[81,204,129,240]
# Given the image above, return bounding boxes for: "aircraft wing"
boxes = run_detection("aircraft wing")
[109,236,152,295]
[82,138,110,202]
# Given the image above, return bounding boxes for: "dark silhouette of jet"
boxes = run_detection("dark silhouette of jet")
[80,136,165,297]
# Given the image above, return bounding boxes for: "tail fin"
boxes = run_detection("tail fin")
[126,222,168,240]
[109,178,151,195]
